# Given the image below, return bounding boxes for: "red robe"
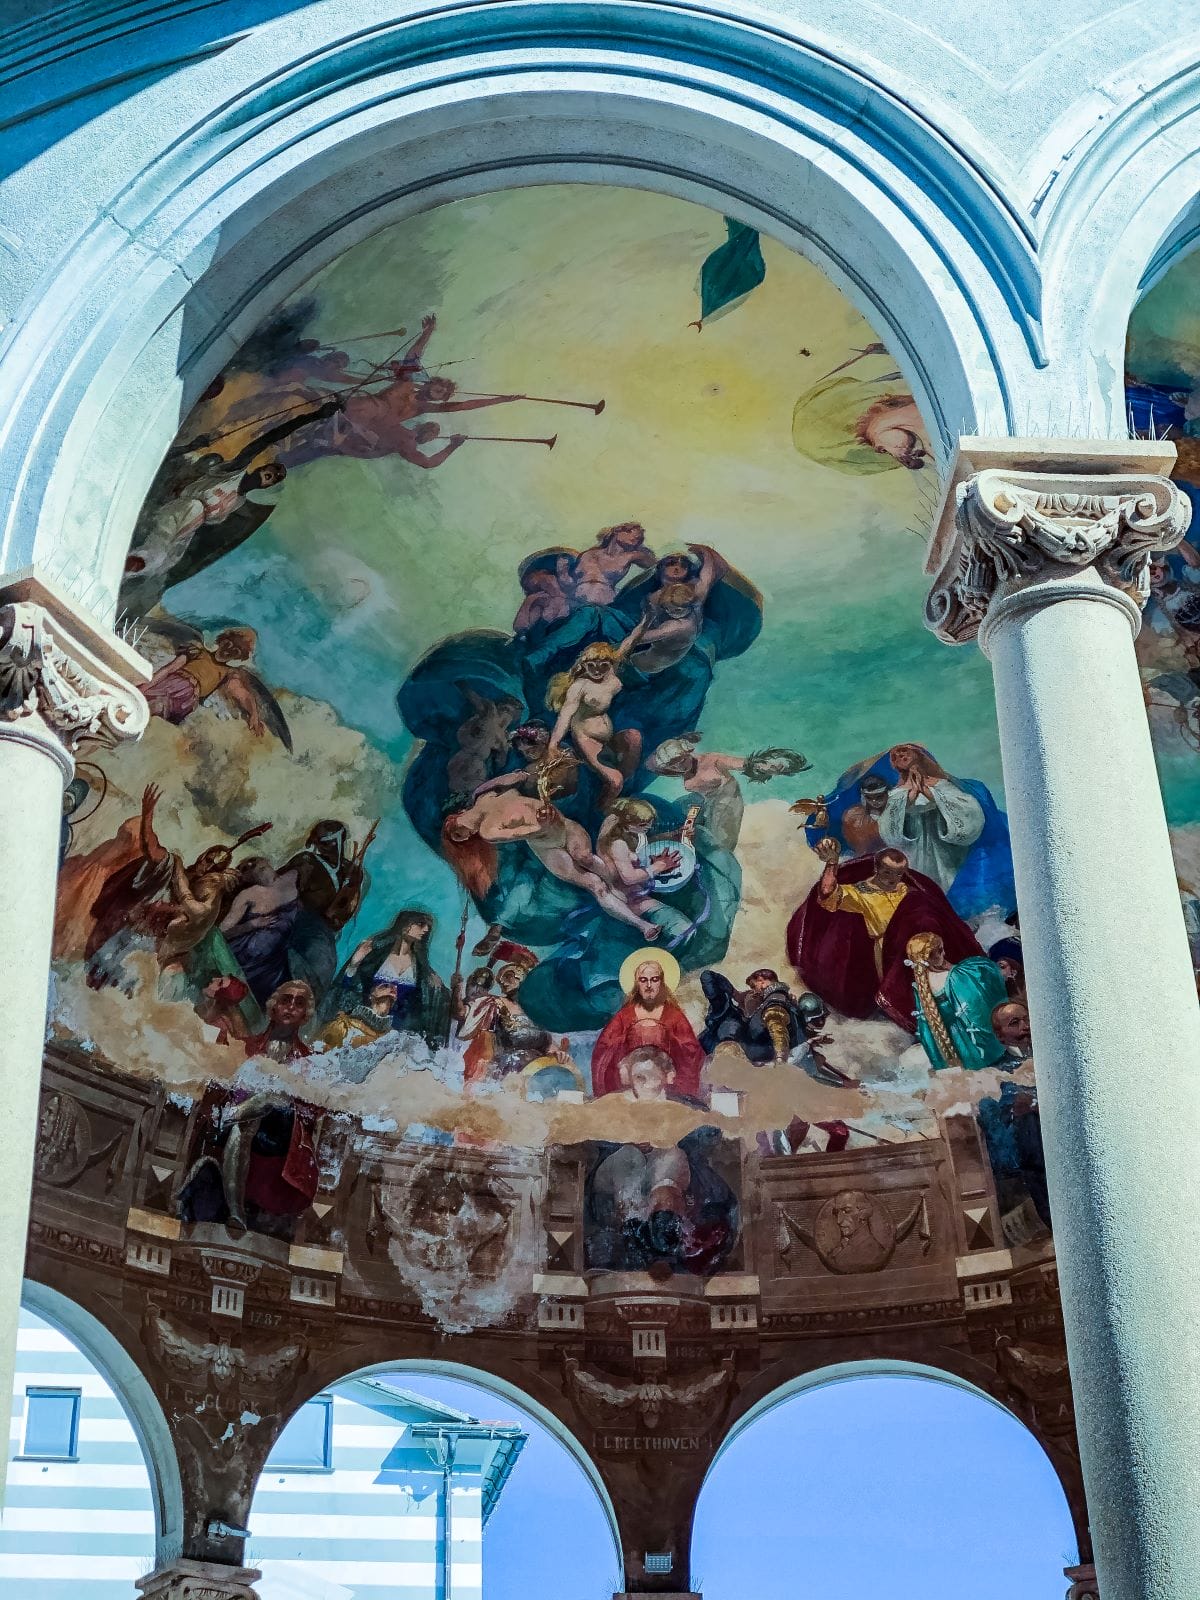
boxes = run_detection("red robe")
[786,858,981,1029]
[242,1102,321,1218]
[590,1000,706,1097]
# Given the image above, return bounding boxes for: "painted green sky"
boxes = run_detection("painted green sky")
[169,184,1008,962]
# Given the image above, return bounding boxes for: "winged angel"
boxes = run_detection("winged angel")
[564,1356,735,1432]
[148,1311,304,1391]
[142,617,293,748]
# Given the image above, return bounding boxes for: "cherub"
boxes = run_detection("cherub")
[628,545,727,674]
[546,620,648,795]
[441,786,660,939]
[559,521,657,606]
[445,685,524,799]
[142,619,292,748]
[649,733,809,850]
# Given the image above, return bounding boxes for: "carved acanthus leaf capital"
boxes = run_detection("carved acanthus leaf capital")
[925,466,1191,644]
[135,1560,262,1600]
[0,598,148,768]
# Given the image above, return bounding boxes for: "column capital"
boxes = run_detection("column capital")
[136,1560,261,1600]
[1064,1562,1099,1599]
[923,438,1191,650]
[0,566,149,781]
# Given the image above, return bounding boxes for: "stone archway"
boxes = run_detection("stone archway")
[251,1357,624,1596]
[0,3,1054,613]
[20,1277,185,1567]
[694,1360,1082,1599]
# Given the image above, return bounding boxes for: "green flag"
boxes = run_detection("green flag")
[694,220,766,328]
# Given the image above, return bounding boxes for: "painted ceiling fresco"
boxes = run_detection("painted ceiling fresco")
[48,185,1049,1331]
[1127,252,1200,937]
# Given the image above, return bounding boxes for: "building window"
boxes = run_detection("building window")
[267,1396,333,1472]
[21,1388,82,1460]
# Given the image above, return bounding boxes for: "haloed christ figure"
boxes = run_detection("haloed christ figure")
[590,955,706,1099]
[787,839,981,1029]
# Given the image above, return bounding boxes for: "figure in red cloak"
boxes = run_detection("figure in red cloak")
[786,842,981,1029]
[590,957,707,1098]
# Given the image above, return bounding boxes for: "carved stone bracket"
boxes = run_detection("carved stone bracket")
[0,568,148,777]
[136,1560,261,1600]
[923,442,1191,646]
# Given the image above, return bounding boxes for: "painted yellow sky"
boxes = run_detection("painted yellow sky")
[175,184,1003,798]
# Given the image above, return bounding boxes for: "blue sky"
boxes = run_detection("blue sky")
[396,1371,1078,1600]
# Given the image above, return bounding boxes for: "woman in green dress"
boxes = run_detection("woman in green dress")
[906,931,1009,1072]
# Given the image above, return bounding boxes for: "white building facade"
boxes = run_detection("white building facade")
[2,1309,524,1600]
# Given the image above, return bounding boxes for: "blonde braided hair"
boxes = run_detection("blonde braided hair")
[906,932,960,1069]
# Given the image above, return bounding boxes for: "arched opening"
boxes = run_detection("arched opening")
[40,169,1061,1600]
[693,1364,1078,1600]
[2,1284,183,1594]
[247,1362,620,1600]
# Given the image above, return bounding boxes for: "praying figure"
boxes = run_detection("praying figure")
[877,744,985,894]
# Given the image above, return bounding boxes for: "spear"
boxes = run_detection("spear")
[461,433,558,449]
[352,818,381,865]
[450,898,471,1019]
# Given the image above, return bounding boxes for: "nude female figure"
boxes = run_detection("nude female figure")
[629,544,727,674]
[596,797,684,915]
[441,787,659,939]
[546,619,647,795]
[560,522,656,607]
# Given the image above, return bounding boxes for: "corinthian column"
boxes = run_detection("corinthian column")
[0,568,148,1473]
[926,440,1200,1600]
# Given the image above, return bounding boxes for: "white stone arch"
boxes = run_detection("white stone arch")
[263,1354,624,1585]
[1037,36,1200,433]
[713,1356,1023,1464]
[0,0,1064,619]
[20,1277,185,1567]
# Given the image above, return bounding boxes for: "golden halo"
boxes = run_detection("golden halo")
[618,946,681,994]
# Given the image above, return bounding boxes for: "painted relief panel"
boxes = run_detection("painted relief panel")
[47,187,1049,1334]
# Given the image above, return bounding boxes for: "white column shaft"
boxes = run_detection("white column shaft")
[0,731,66,1440]
[988,577,1200,1600]
[0,571,148,1502]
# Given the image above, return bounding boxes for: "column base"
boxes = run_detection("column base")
[136,1560,261,1600]
[1064,1562,1098,1599]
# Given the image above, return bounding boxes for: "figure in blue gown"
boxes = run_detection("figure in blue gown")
[800,744,1015,919]
[396,551,763,1030]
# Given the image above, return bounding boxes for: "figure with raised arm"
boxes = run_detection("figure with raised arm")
[545,619,648,796]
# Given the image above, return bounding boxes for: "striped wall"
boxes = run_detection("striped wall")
[4,1310,522,1600]
[250,1388,486,1600]
[1,1308,156,1599]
